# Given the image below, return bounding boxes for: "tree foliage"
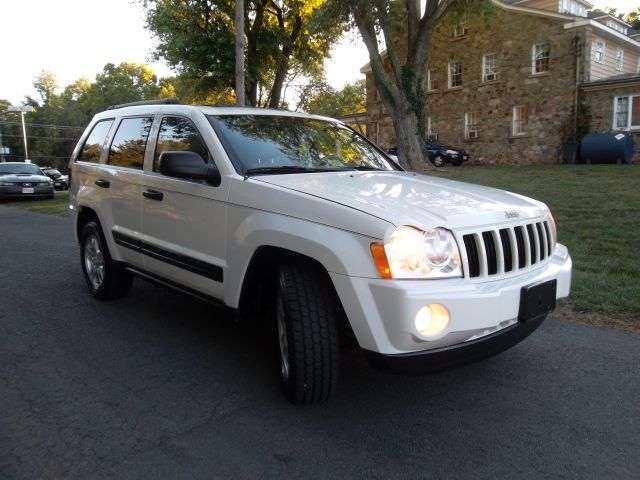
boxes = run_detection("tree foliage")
[297,78,366,117]
[322,0,491,169]
[142,0,344,107]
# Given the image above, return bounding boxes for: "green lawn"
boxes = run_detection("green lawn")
[1,191,69,217]
[428,164,640,331]
[3,166,638,331]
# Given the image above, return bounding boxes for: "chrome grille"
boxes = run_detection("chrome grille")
[462,220,554,279]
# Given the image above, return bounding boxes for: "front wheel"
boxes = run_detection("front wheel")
[276,263,339,404]
[433,155,445,167]
[80,220,133,300]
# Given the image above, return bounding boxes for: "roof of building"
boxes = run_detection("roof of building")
[581,72,640,89]
[587,10,632,28]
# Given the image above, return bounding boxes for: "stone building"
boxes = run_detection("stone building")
[361,0,640,164]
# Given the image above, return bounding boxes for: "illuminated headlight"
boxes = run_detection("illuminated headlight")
[371,226,462,279]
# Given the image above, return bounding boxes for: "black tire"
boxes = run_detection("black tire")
[80,220,133,300]
[276,263,339,404]
[433,155,445,167]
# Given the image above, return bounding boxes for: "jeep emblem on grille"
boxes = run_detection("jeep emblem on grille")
[505,211,519,219]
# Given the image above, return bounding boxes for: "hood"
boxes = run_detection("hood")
[254,171,549,230]
[0,173,50,183]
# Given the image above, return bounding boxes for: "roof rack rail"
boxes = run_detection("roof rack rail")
[107,99,180,110]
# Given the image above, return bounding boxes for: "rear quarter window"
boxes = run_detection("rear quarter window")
[78,119,114,163]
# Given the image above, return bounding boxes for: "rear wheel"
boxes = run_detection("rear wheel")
[80,220,132,300]
[276,263,339,404]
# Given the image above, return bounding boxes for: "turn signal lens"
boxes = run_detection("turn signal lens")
[370,243,392,279]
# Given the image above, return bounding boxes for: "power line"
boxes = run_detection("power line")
[1,133,80,141]
[0,120,85,131]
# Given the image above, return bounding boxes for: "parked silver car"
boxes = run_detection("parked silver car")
[0,162,54,200]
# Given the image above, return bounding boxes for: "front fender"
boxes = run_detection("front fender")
[224,204,389,308]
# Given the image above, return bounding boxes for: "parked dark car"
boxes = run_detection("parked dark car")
[388,142,470,167]
[0,162,54,200]
[41,167,69,190]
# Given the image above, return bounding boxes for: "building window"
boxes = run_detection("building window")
[558,0,586,16]
[448,61,462,88]
[594,39,605,64]
[482,53,498,82]
[637,56,640,73]
[614,96,640,129]
[465,111,481,139]
[616,48,624,71]
[428,69,439,91]
[512,106,528,135]
[453,21,468,38]
[607,19,628,35]
[427,117,437,141]
[532,43,550,74]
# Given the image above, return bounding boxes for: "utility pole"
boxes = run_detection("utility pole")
[235,0,245,106]
[8,105,34,161]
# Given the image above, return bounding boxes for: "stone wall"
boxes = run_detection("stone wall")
[365,8,587,165]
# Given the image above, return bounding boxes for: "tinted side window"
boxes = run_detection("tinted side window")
[78,119,113,163]
[108,117,153,169]
[154,116,210,172]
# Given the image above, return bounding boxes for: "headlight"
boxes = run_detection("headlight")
[371,226,462,279]
[0,181,14,186]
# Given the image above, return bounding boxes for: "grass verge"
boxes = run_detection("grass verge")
[427,164,639,334]
[1,191,69,217]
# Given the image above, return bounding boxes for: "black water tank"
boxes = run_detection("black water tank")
[580,132,634,164]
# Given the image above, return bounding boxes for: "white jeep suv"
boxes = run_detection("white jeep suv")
[69,100,572,404]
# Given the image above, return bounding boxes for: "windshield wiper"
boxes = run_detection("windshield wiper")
[244,166,323,177]
[347,165,386,171]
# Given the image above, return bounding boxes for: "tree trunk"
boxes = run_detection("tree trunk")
[389,100,429,170]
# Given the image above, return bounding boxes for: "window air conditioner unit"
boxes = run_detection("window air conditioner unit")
[427,133,438,141]
[467,130,479,139]
[486,73,497,81]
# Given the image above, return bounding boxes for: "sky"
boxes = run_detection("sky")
[0,0,636,106]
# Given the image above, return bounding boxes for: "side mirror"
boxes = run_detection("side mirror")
[159,151,221,186]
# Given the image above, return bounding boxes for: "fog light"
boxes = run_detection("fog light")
[415,304,450,337]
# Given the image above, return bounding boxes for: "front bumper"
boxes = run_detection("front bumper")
[365,315,545,374]
[330,243,572,363]
[0,185,54,198]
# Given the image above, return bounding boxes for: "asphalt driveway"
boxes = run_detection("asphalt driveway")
[1,206,638,479]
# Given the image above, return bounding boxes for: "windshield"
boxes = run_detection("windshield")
[0,163,42,175]
[208,115,400,175]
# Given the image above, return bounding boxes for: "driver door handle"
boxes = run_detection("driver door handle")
[95,179,110,188]
[143,189,163,201]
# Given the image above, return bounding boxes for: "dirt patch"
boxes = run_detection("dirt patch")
[554,301,640,336]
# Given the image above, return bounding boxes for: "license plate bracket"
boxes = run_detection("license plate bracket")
[518,279,557,323]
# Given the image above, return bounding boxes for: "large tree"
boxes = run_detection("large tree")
[142,0,343,108]
[325,0,488,169]
[297,78,366,117]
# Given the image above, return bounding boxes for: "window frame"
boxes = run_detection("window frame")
[532,43,550,75]
[427,68,439,92]
[465,111,481,139]
[594,38,605,64]
[448,61,462,88]
[613,95,640,130]
[512,105,528,136]
[482,53,498,82]
[616,48,624,71]
[453,20,468,38]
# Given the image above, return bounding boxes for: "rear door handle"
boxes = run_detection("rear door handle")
[143,189,163,201]
[95,179,110,188]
